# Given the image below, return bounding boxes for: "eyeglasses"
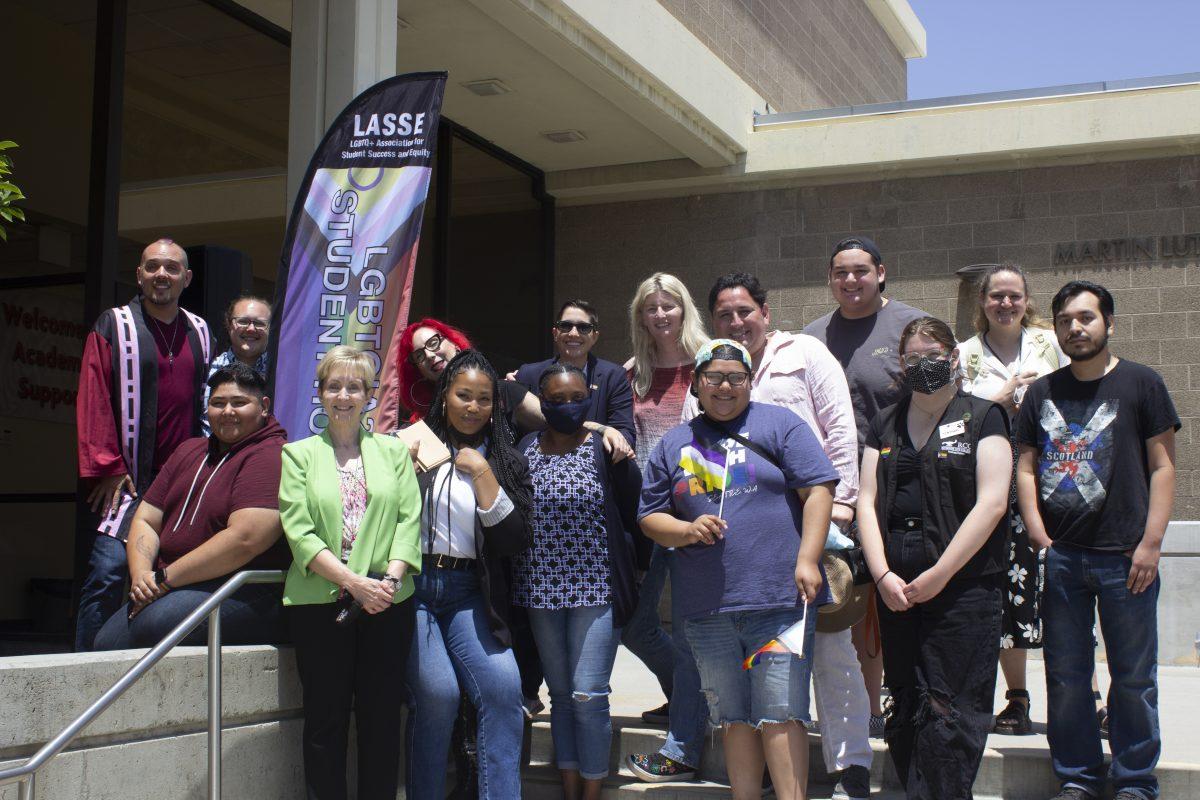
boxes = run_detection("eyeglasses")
[232,317,269,331]
[409,333,444,365]
[554,321,596,335]
[699,370,749,387]
[900,351,951,368]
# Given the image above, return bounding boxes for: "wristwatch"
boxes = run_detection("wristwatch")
[153,568,173,592]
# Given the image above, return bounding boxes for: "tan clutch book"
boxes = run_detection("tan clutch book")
[393,420,452,473]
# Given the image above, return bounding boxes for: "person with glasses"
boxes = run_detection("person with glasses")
[640,339,838,800]
[202,295,272,436]
[856,317,1012,799]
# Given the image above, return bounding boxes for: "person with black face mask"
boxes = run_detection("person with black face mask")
[513,363,649,800]
[855,317,1013,800]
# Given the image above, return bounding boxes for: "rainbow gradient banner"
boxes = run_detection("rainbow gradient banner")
[270,72,445,438]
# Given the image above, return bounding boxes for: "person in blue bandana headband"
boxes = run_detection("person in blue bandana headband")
[638,338,838,800]
[510,362,647,800]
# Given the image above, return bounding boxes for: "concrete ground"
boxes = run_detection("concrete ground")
[585,646,1200,765]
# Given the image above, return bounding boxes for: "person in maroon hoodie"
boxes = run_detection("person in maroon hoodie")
[94,362,290,649]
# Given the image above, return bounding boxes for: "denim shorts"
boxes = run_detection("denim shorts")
[685,605,816,729]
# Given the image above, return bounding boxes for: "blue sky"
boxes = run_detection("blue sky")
[906,1,1200,99]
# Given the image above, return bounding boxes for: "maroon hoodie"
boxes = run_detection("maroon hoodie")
[143,416,290,572]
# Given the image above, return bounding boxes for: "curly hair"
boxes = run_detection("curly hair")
[395,317,473,421]
[426,349,532,522]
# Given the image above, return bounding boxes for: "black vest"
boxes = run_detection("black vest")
[874,392,1009,579]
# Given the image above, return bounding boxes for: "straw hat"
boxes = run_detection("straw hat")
[817,551,872,633]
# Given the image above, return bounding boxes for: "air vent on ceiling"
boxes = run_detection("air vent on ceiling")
[541,129,587,144]
[461,79,512,97]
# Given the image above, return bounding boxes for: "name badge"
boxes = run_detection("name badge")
[938,420,966,438]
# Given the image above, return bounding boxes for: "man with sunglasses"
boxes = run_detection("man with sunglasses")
[513,299,635,451]
[202,295,272,435]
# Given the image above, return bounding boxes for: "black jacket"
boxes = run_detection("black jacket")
[416,446,533,648]
[517,430,649,627]
[514,354,636,447]
[873,391,1010,580]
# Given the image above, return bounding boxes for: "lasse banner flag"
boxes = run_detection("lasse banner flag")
[269,71,446,437]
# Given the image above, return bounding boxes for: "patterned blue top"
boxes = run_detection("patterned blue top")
[512,437,611,609]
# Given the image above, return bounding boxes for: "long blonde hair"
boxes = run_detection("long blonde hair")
[628,273,710,397]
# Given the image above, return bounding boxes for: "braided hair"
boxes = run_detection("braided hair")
[426,349,532,521]
[537,362,588,395]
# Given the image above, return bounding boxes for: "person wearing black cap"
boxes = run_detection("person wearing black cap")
[803,235,927,739]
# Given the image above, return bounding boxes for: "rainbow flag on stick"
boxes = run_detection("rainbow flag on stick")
[742,598,809,670]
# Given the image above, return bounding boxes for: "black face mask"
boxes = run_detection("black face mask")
[902,357,955,395]
[540,397,591,433]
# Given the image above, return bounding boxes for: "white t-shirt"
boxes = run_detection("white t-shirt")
[959,327,1067,411]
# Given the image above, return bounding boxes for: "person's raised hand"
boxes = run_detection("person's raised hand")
[453,447,491,479]
[601,426,633,463]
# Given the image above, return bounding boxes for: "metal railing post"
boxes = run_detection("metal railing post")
[207,608,222,800]
[0,571,284,795]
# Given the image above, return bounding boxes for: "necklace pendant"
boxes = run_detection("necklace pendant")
[168,353,174,365]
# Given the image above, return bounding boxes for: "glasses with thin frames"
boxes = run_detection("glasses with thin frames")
[232,316,270,330]
[409,333,444,365]
[554,321,596,335]
[900,350,951,368]
[699,370,749,387]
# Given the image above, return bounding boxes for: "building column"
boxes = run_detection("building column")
[287,0,398,205]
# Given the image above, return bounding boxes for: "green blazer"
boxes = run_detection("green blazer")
[279,429,422,606]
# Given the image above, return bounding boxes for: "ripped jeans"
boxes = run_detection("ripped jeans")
[879,527,1002,799]
[528,604,622,779]
[686,605,816,729]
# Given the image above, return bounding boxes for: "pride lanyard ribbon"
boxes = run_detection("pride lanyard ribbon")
[742,597,808,670]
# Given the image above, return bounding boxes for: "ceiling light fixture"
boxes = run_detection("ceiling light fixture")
[541,129,587,144]
[461,79,512,97]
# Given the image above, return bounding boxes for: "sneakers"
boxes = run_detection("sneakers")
[868,713,885,738]
[626,752,696,783]
[1050,788,1093,800]
[831,764,871,800]
[1097,705,1110,738]
[640,701,670,725]
[1113,791,1150,800]
[993,689,1033,735]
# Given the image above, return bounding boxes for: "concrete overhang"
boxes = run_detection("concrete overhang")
[545,81,1200,204]
[863,0,926,60]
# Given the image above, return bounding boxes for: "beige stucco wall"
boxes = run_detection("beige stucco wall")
[557,154,1200,519]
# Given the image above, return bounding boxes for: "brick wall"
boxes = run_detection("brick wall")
[556,155,1200,519]
[657,0,907,112]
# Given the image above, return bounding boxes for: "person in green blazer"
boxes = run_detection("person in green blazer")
[279,345,422,800]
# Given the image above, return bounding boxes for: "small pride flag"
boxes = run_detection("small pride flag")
[679,437,731,493]
[742,599,809,670]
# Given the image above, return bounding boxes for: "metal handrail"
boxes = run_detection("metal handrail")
[0,569,286,800]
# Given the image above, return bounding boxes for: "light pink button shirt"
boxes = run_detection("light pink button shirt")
[684,330,859,505]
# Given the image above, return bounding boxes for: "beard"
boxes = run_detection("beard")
[1064,330,1109,362]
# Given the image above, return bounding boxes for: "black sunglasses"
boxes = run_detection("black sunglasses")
[554,321,596,335]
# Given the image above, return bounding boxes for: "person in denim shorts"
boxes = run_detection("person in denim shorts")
[638,339,838,800]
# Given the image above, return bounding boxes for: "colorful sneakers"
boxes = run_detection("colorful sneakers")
[626,752,696,783]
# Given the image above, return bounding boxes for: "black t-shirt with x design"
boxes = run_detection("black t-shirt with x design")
[1013,360,1179,551]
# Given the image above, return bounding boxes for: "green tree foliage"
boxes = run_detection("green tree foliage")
[0,140,26,242]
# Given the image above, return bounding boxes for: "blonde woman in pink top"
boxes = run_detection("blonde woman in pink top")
[623,273,714,783]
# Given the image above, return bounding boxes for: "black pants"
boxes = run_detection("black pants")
[878,527,1002,800]
[289,599,416,800]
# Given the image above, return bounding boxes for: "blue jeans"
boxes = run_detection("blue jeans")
[619,544,675,697]
[654,549,709,768]
[75,533,128,652]
[528,605,621,779]
[1044,545,1160,799]
[93,579,286,649]
[687,605,816,728]
[405,567,524,800]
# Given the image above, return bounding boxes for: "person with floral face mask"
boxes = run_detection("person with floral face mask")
[512,363,647,800]
[855,317,1013,800]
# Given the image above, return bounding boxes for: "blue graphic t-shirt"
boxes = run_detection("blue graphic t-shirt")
[639,402,839,619]
[1014,360,1179,551]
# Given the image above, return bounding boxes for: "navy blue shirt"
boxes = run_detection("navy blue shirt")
[514,353,635,447]
[639,402,838,619]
